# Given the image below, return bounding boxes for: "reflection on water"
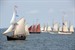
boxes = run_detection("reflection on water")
[0,28,75,50]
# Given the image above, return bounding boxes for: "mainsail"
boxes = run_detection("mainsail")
[62,22,68,32]
[14,18,26,36]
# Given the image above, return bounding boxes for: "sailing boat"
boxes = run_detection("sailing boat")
[3,6,26,40]
[69,25,74,33]
[28,24,41,33]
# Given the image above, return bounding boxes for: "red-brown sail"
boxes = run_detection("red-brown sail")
[28,26,33,32]
[33,25,36,32]
[36,24,41,33]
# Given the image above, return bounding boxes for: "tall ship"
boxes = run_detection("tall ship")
[3,6,29,40]
[50,15,74,34]
[28,24,41,33]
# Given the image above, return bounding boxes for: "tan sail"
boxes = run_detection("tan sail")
[62,25,68,32]
[70,25,74,33]
[14,18,26,36]
[3,25,15,34]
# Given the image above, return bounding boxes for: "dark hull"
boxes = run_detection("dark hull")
[7,36,26,41]
[30,32,41,34]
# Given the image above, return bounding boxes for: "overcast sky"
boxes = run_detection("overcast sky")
[0,0,75,28]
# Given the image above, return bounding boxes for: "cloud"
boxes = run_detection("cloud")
[26,10,39,14]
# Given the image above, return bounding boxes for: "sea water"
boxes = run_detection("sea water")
[0,28,75,50]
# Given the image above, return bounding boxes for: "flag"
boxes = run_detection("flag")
[16,15,19,17]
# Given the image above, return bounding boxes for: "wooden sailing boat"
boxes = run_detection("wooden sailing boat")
[3,18,26,40]
[28,24,41,33]
[3,6,27,40]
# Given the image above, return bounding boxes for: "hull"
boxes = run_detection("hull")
[58,32,72,34]
[7,36,26,41]
[30,32,41,33]
[49,31,72,34]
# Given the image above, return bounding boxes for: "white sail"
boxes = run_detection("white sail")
[53,23,59,32]
[62,21,68,32]
[59,26,62,31]
[3,25,15,34]
[14,18,26,36]
[62,25,68,32]
[41,27,44,31]
[70,25,74,32]
[25,24,30,35]
[47,26,52,32]
[10,7,17,24]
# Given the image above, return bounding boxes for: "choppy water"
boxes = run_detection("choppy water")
[0,28,75,50]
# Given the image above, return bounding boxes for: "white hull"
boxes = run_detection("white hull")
[58,32,72,34]
[48,31,72,34]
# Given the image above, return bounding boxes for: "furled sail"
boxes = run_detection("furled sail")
[25,24,30,35]
[14,18,26,36]
[53,23,59,32]
[3,25,15,34]
[70,25,74,33]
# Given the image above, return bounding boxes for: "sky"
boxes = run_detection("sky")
[0,0,75,28]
